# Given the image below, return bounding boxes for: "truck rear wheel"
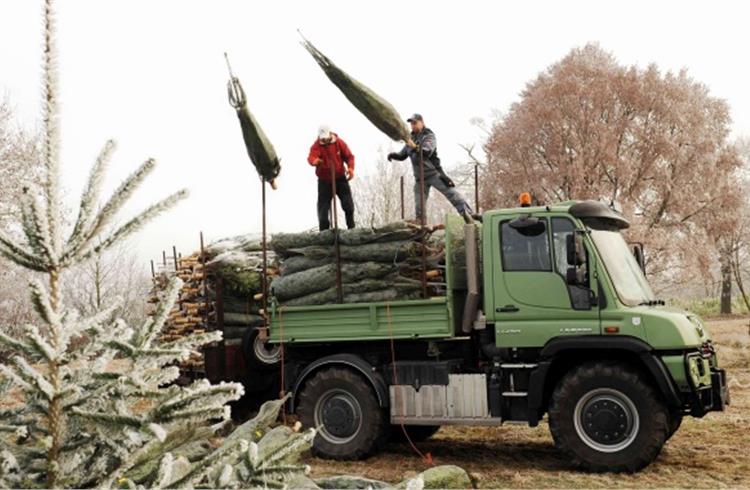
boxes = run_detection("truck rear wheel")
[297,367,388,460]
[390,425,440,443]
[241,326,281,371]
[548,361,669,472]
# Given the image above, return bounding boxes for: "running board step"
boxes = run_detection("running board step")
[392,416,504,426]
[500,363,538,369]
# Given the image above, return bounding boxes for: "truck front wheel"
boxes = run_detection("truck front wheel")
[297,367,389,460]
[548,361,669,472]
[667,411,683,440]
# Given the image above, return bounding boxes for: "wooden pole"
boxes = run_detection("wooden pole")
[418,144,428,299]
[474,161,480,213]
[400,175,405,220]
[172,245,178,271]
[260,178,269,338]
[150,259,155,278]
[329,156,344,303]
[200,231,210,330]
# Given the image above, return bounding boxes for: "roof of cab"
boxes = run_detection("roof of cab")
[483,200,630,228]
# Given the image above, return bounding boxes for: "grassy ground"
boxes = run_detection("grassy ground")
[307,317,750,488]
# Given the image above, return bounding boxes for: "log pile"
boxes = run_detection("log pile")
[147,235,275,368]
[148,251,212,370]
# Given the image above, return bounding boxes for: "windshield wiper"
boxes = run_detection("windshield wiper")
[638,299,665,306]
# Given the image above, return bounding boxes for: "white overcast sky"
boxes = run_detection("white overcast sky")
[1,1,749,270]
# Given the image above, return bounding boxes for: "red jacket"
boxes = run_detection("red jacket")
[307,133,355,181]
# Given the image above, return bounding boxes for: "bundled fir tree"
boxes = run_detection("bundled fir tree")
[0,1,316,488]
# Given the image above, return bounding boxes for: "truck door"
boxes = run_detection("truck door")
[488,214,601,347]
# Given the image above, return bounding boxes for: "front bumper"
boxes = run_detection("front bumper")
[690,367,729,416]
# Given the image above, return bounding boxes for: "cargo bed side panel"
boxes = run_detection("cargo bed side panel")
[268,298,452,343]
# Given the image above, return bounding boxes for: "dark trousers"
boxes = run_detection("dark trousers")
[318,178,355,231]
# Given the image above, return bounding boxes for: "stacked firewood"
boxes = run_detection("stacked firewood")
[148,250,213,370]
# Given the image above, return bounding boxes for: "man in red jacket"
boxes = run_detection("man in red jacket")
[308,125,356,230]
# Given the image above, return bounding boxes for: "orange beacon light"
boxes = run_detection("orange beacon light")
[519,192,532,207]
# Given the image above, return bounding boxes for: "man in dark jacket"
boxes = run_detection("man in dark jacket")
[388,114,471,221]
[308,125,356,230]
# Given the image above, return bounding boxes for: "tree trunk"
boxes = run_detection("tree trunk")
[720,248,733,315]
[731,246,750,316]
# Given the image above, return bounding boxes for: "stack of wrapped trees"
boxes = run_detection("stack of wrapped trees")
[148,251,211,370]
[269,221,446,307]
[202,235,276,338]
[149,222,450,349]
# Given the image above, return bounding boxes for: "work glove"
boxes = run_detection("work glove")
[387,152,399,162]
[346,168,355,181]
[439,173,455,188]
[312,158,323,166]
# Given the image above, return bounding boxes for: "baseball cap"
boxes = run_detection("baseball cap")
[407,113,423,123]
[318,125,331,140]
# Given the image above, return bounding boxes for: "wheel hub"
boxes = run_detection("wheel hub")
[573,388,639,453]
[582,398,629,445]
[253,335,281,364]
[322,397,359,438]
[314,389,363,444]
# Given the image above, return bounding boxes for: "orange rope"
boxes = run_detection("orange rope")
[385,302,434,466]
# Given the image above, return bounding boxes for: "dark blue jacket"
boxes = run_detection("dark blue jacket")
[390,128,441,179]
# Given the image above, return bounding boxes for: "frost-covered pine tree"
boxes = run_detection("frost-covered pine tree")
[0,1,315,487]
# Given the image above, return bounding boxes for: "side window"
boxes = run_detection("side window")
[500,219,551,271]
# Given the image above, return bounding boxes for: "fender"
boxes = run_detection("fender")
[288,353,389,412]
[527,335,682,424]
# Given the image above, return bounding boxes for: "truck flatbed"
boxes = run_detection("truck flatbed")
[268,214,467,344]
[268,297,453,343]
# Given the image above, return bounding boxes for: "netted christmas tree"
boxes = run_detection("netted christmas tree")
[0,1,316,488]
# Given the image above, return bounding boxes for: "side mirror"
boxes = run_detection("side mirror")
[566,266,586,285]
[566,233,585,266]
[632,243,646,274]
[565,232,587,286]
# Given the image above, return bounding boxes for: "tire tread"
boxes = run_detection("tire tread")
[549,361,669,472]
[297,367,389,460]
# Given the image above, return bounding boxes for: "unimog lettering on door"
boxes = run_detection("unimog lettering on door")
[240,199,728,473]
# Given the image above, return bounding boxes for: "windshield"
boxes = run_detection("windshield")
[588,226,656,306]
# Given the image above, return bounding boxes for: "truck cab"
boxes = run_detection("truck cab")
[251,200,728,472]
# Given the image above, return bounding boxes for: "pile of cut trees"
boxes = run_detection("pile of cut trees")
[269,222,446,306]
[202,235,277,338]
[148,222,450,373]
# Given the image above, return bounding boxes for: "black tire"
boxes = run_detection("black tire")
[241,326,281,371]
[667,411,683,440]
[548,361,669,473]
[297,367,389,460]
[389,425,440,443]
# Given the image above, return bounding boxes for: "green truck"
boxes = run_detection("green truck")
[242,199,728,472]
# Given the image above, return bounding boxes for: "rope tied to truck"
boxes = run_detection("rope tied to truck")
[386,302,434,466]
